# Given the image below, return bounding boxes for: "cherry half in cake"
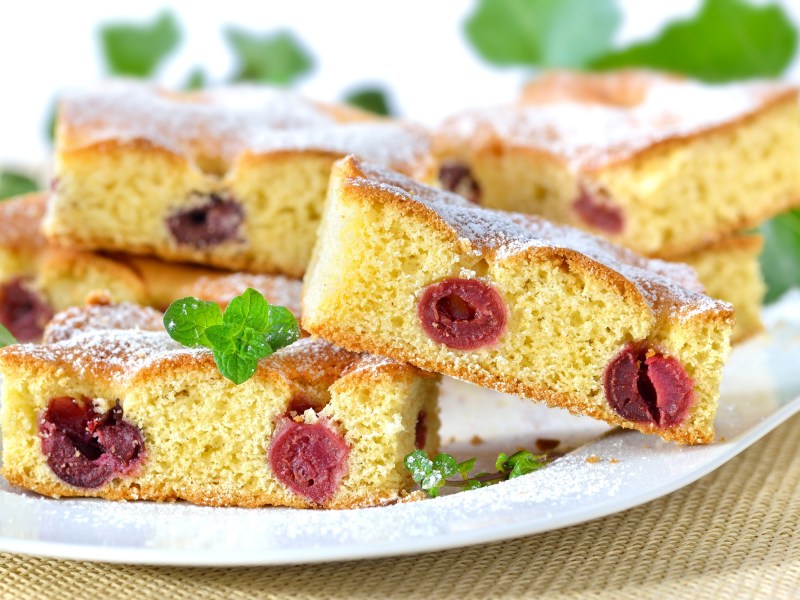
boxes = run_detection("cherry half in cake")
[438,161,481,204]
[166,193,244,248]
[604,344,694,428]
[418,278,507,350]
[572,185,624,234]
[0,278,53,342]
[268,416,350,504]
[39,396,145,488]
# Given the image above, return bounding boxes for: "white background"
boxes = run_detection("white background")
[1,0,799,165]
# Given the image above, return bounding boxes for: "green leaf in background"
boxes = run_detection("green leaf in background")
[0,171,38,201]
[591,0,797,81]
[760,213,800,304]
[45,99,58,143]
[100,11,181,77]
[465,0,621,68]
[184,67,207,90]
[0,323,18,348]
[344,87,393,116]
[225,27,313,85]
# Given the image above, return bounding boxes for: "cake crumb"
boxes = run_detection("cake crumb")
[585,455,601,464]
[536,437,560,452]
[470,435,484,446]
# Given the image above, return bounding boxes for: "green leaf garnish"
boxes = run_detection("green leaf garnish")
[0,171,38,201]
[590,0,798,81]
[184,67,207,91]
[264,305,302,350]
[0,323,18,348]
[344,87,392,116]
[163,298,222,348]
[465,0,621,68]
[100,11,181,77]
[499,450,547,479]
[760,211,800,304]
[406,448,548,497]
[225,27,313,85]
[163,288,300,384]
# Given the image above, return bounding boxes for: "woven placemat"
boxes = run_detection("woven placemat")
[2,414,800,600]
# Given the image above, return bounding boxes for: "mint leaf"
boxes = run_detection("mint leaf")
[591,0,797,81]
[223,287,269,333]
[421,472,445,498]
[45,99,58,143]
[465,0,621,68]
[163,298,222,348]
[404,450,433,484]
[204,323,238,354]
[265,305,301,350]
[184,68,207,90]
[0,171,38,201]
[432,453,459,479]
[457,457,477,479]
[0,323,18,347]
[100,11,181,77]
[213,349,259,386]
[760,212,800,304]
[225,27,313,85]
[344,87,392,116]
[163,288,300,385]
[503,450,546,479]
[406,448,549,497]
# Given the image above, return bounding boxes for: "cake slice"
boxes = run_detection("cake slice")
[303,156,735,444]
[0,193,57,341]
[679,235,765,343]
[434,71,800,259]
[0,299,440,508]
[0,193,303,340]
[46,81,434,276]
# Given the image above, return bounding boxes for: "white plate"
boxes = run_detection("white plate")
[2,294,800,566]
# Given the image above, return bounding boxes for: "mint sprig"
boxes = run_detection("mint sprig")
[100,11,181,78]
[591,0,797,82]
[225,27,313,85]
[0,323,18,348]
[465,0,621,69]
[404,449,548,497]
[344,87,393,116]
[0,171,38,201]
[163,288,300,384]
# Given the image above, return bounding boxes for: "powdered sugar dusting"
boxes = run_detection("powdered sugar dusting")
[248,122,431,173]
[0,193,47,251]
[438,80,796,170]
[59,81,430,172]
[350,159,729,323]
[6,303,412,388]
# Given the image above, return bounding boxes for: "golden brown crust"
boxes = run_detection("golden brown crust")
[305,319,709,445]
[337,155,734,331]
[0,466,406,509]
[0,193,48,252]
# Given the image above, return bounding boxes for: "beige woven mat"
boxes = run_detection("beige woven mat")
[2,414,800,600]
